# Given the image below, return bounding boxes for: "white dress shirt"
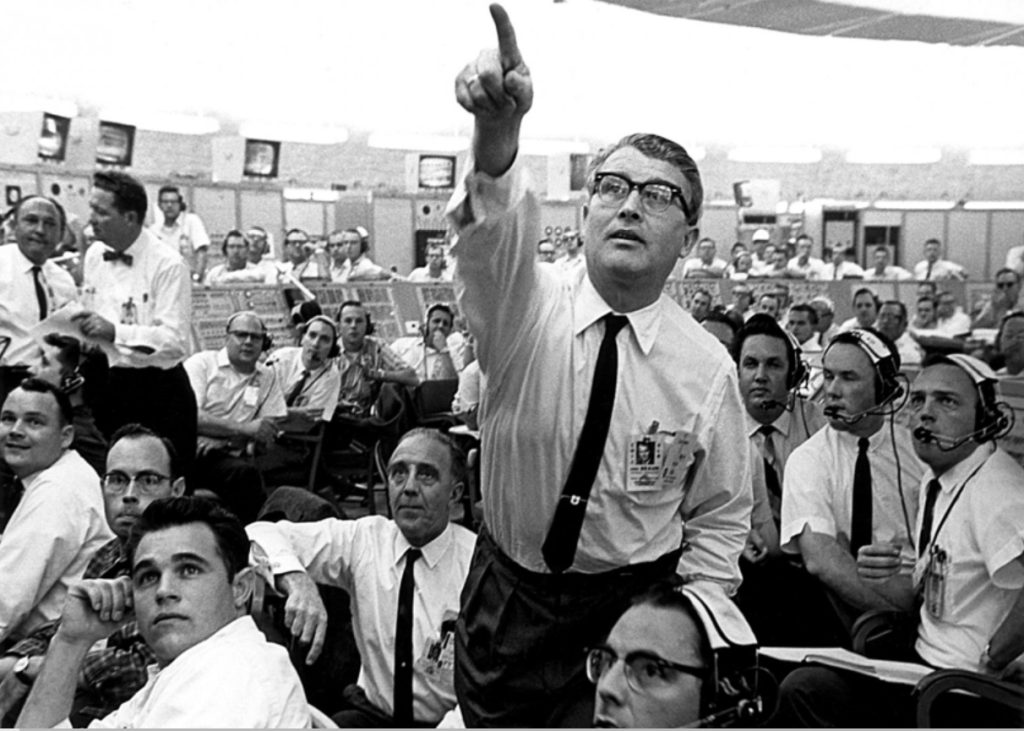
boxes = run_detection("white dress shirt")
[85,616,309,728]
[0,450,113,644]
[149,211,210,258]
[786,256,827,280]
[781,424,924,570]
[680,256,728,278]
[822,261,866,280]
[0,245,77,367]
[914,258,966,281]
[447,157,751,586]
[247,517,475,725]
[265,346,340,420]
[391,336,460,380]
[913,444,1024,671]
[184,349,288,426]
[203,262,267,285]
[863,265,913,281]
[81,230,191,369]
[335,255,388,283]
[408,266,453,282]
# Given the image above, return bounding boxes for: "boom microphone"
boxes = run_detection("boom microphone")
[913,426,988,451]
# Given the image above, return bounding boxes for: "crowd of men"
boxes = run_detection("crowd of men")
[0,4,1022,729]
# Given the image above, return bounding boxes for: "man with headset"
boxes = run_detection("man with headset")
[776,354,1024,727]
[781,328,924,636]
[203,230,266,285]
[390,303,461,380]
[333,228,391,283]
[590,579,764,729]
[184,311,287,523]
[148,185,210,282]
[732,315,829,645]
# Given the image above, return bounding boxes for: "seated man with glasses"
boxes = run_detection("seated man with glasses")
[589,580,762,729]
[0,424,184,725]
[184,311,287,523]
[449,6,750,725]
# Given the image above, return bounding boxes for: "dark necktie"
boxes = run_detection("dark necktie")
[285,370,310,407]
[758,425,782,501]
[541,314,629,573]
[850,437,873,555]
[926,261,933,280]
[918,479,942,552]
[102,250,133,266]
[394,547,421,725]
[30,266,47,321]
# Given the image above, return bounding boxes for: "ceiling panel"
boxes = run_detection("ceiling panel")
[596,0,1024,46]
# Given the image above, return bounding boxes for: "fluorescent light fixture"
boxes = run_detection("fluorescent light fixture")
[968,149,1024,166]
[100,108,219,135]
[239,121,348,145]
[368,132,468,152]
[873,200,956,210]
[706,199,739,208]
[728,147,822,164]
[520,139,591,156]
[776,201,790,214]
[846,147,941,164]
[0,94,78,118]
[283,188,340,202]
[817,199,871,209]
[962,201,1024,210]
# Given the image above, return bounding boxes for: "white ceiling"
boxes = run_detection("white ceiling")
[597,0,1024,46]
[1,0,1022,150]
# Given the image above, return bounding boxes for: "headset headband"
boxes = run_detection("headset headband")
[838,328,891,366]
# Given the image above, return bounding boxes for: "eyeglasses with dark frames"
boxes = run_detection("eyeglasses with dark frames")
[592,172,693,219]
[585,645,705,694]
[102,471,172,496]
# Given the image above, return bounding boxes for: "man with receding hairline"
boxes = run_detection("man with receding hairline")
[149,185,210,282]
[448,5,750,725]
[0,378,113,648]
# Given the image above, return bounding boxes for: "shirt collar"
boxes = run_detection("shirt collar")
[744,407,793,439]
[927,441,995,494]
[216,347,262,381]
[393,522,454,570]
[573,273,663,355]
[13,246,41,273]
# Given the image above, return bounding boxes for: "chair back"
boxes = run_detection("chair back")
[415,378,459,418]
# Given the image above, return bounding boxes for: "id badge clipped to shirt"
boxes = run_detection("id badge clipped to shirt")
[923,544,949,620]
[243,385,260,409]
[627,427,699,493]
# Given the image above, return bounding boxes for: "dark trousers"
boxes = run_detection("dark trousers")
[330,685,435,728]
[94,365,197,482]
[454,526,680,728]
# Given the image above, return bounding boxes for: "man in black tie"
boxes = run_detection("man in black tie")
[780,328,923,634]
[246,428,476,727]
[731,314,829,645]
[774,354,1024,727]
[0,196,78,404]
[448,5,751,726]
[74,172,197,481]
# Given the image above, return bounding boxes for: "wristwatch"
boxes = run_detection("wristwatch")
[13,655,33,686]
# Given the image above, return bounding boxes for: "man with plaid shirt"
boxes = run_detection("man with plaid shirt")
[0,425,184,725]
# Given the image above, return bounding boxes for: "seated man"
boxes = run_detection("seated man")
[756,293,780,321]
[775,355,1024,727]
[688,288,713,323]
[973,268,1021,330]
[680,237,727,279]
[336,228,391,283]
[408,243,453,282]
[203,230,266,285]
[863,245,912,281]
[16,496,310,728]
[335,301,418,418]
[391,303,461,380]
[590,580,761,729]
[785,235,826,281]
[822,246,865,280]
[808,296,839,350]
[875,300,924,369]
[248,428,475,727]
[914,238,966,281]
[0,424,184,724]
[32,333,109,476]
[733,315,830,646]
[266,315,341,422]
[935,290,972,338]
[996,312,1024,377]
[781,329,924,635]
[0,378,113,648]
[839,288,879,332]
[184,311,286,523]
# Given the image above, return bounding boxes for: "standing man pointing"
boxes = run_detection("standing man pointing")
[449,5,751,726]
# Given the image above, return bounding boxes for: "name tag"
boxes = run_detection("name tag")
[243,385,260,408]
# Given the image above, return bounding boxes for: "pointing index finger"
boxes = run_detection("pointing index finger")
[490,3,522,70]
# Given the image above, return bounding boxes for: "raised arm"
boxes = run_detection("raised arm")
[455,4,533,177]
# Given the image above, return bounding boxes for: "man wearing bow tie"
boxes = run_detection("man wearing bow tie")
[75,171,197,479]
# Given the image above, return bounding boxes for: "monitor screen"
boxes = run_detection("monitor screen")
[244,139,280,178]
[96,121,136,167]
[38,113,71,162]
[418,155,456,189]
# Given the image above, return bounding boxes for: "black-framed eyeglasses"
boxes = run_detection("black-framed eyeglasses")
[228,330,264,342]
[996,282,1017,289]
[102,471,171,496]
[592,172,692,219]
[585,646,705,694]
